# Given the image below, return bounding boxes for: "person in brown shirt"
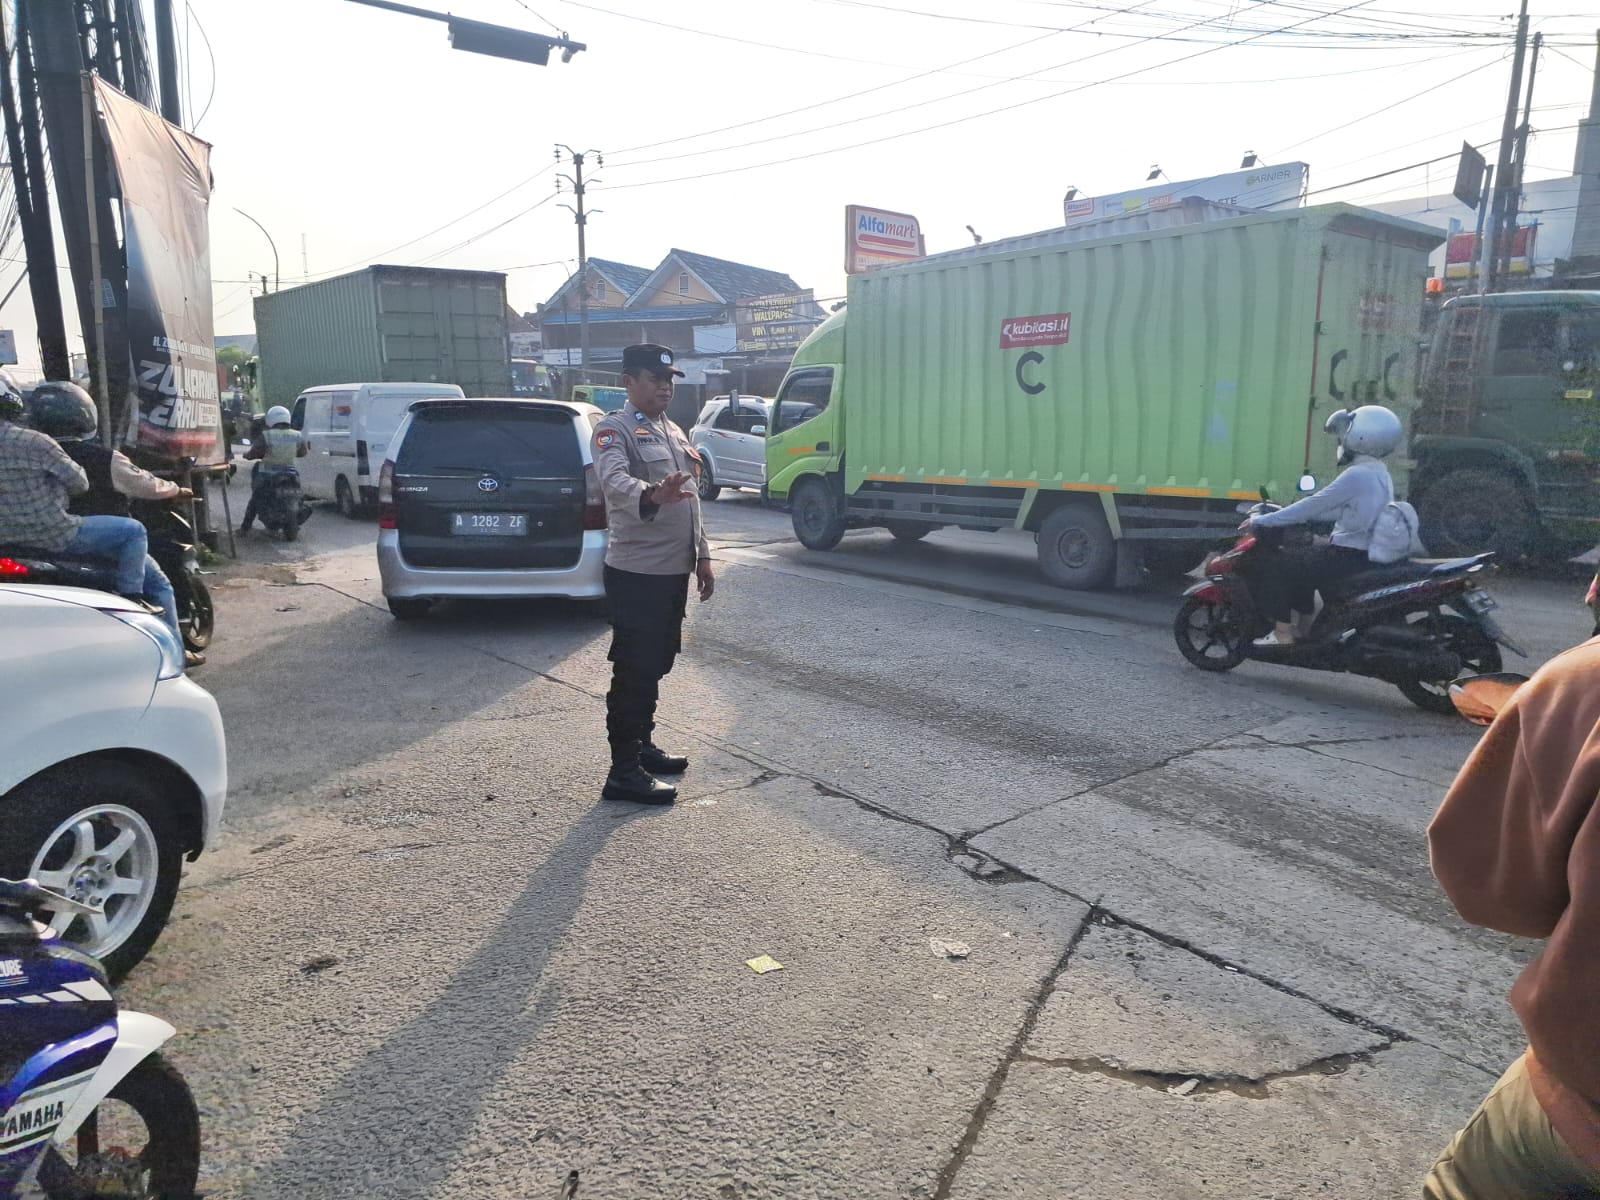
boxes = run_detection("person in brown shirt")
[1425,640,1600,1198]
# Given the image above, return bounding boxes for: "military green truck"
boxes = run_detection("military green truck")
[764,203,1444,588]
[1410,291,1600,558]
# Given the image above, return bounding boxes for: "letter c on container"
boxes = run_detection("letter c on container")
[1016,351,1046,396]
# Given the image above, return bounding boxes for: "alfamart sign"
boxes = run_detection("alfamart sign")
[1064,163,1309,225]
[845,204,925,274]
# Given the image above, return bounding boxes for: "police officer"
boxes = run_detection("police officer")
[592,344,716,805]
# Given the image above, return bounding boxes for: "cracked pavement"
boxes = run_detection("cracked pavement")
[115,485,1589,1197]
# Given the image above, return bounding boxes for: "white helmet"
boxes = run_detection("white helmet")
[265,406,292,426]
[1324,405,1402,459]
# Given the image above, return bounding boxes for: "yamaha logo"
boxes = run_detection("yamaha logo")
[477,476,500,493]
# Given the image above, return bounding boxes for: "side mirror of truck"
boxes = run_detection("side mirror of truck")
[1298,473,1317,494]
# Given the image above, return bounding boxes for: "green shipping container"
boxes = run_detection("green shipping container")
[766,203,1445,588]
[254,265,513,408]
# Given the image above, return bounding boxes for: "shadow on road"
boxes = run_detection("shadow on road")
[245,804,642,1196]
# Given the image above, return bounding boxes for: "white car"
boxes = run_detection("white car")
[0,584,226,980]
[691,395,771,500]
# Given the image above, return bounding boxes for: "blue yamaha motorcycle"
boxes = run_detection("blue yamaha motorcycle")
[0,878,199,1199]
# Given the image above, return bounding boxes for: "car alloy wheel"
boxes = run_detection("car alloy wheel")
[29,803,161,964]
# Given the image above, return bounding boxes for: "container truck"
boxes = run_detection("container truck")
[1411,290,1600,559]
[765,202,1445,589]
[254,265,513,410]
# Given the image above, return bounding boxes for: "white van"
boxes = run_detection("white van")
[290,382,465,516]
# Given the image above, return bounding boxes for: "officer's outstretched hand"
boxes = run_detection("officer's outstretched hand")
[651,472,695,505]
[696,557,716,602]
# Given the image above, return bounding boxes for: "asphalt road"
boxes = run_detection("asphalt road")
[117,478,1593,1198]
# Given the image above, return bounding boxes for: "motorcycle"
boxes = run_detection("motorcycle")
[1174,496,1525,714]
[0,499,213,655]
[254,468,308,543]
[0,877,200,1199]
[131,500,212,653]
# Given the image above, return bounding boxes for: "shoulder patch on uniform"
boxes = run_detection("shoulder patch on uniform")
[633,411,646,421]
[595,430,619,449]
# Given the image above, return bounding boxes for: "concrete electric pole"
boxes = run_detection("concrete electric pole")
[557,146,602,385]
[1486,0,1530,293]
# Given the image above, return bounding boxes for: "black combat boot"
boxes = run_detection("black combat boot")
[602,741,677,805]
[639,742,689,775]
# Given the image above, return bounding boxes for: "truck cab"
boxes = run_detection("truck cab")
[1412,292,1600,558]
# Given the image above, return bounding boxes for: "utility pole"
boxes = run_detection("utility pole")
[1486,0,1530,294]
[152,0,181,126]
[1476,165,1496,295]
[0,4,68,379]
[1500,30,1543,284]
[557,145,602,384]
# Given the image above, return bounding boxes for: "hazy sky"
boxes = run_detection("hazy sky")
[4,0,1598,375]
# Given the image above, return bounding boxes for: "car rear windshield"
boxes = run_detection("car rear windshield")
[397,405,580,476]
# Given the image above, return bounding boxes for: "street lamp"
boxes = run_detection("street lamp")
[1147,165,1167,182]
[342,0,586,64]
[1063,186,1079,202]
[1241,151,1264,169]
[234,208,278,292]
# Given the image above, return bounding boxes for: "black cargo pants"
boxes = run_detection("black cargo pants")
[604,565,690,762]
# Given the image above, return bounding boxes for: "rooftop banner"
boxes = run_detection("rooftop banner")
[846,205,925,274]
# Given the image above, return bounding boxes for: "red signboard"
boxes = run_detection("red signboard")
[999,313,1071,350]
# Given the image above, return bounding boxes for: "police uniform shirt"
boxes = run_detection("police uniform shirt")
[592,401,710,575]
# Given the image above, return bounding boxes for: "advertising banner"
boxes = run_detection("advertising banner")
[734,290,822,352]
[1444,225,1537,279]
[93,78,222,463]
[999,313,1071,350]
[1064,163,1308,225]
[845,205,925,274]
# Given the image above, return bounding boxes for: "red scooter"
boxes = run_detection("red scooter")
[1174,497,1524,713]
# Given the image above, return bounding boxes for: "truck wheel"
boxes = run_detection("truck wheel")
[792,478,845,550]
[1415,469,1535,560]
[1037,504,1115,589]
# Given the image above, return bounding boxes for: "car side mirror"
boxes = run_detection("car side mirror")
[1298,473,1317,494]
[750,424,767,437]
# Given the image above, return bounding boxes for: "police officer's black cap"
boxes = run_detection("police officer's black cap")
[622,344,684,379]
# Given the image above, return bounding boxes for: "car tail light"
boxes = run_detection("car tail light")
[583,464,608,531]
[378,460,397,529]
[0,557,30,578]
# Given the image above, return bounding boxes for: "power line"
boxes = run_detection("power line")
[186,2,216,130]
[609,0,1350,172]
[504,0,565,36]
[612,0,1219,169]
[604,0,1390,193]
[409,193,556,267]
[303,164,556,280]
[1266,49,1505,158]
[809,0,1501,42]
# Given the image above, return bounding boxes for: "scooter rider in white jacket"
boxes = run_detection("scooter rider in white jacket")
[1246,405,1403,646]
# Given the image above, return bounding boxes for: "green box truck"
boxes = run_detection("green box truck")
[1411,291,1600,559]
[765,203,1444,589]
[254,265,513,409]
